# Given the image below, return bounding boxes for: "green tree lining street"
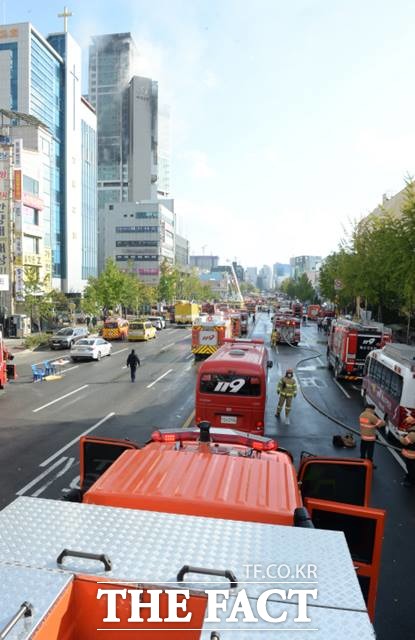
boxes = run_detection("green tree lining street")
[319,179,415,337]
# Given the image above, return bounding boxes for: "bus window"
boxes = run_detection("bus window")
[200,374,261,397]
[390,371,403,400]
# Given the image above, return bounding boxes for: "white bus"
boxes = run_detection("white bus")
[362,343,415,440]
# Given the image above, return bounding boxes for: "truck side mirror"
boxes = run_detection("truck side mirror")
[267,360,273,368]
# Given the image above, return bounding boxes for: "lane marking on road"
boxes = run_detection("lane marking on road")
[182,409,195,428]
[160,342,175,352]
[352,385,361,392]
[146,369,173,388]
[332,378,351,399]
[16,457,69,496]
[377,431,407,470]
[33,385,89,413]
[185,353,194,360]
[39,412,115,467]
[61,365,79,374]
[32,457,76,497]
[113,347,129,355]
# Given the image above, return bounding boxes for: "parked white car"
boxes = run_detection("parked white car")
[70,337,112,362]
[147,316,166,330]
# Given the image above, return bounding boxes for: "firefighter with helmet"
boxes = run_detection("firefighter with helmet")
[275,368,297,420]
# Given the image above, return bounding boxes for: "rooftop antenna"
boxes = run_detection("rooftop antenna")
[58,6,72,33]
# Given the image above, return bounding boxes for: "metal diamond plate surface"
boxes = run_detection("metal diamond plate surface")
[0,497,366,613]
[0,564,72,640]
[201,598,376,639]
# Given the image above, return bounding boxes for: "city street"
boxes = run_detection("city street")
[0,314,413,639]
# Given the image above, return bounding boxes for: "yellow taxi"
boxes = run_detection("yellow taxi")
[128,319,157,341]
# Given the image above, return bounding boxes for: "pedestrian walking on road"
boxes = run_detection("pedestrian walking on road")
[275,369,297,421]
[400,416,415,487]
[126,349,141,382]
[359,404,385,468]
[252,313,256,324]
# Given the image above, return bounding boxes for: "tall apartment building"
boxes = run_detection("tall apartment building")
[0,23,97,294]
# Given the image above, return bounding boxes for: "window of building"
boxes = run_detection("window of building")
[135,211,158,219]
[115,226,159,233]
[23,235,40,254]
[23,175,39,196]
[23,206,39,226]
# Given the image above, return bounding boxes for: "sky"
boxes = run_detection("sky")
[5,0,415,268]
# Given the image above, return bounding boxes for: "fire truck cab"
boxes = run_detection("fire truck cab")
[272,313,301,346]
[191,315,232,359]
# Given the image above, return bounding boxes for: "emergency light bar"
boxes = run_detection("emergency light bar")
[150,426,278,451]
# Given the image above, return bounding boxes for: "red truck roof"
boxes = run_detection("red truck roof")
[83,441,301,525]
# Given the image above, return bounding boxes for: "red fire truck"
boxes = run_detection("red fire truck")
[191,315,232,359]
[291,302,303,317]
[307,304,321,320]
[327,317,392,380]
[0,327,16,390]
[272,313,301,346]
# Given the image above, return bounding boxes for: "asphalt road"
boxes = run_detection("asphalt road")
[1,314,413,639]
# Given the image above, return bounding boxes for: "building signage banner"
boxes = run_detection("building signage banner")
[15,267,24,301]
[13,139,22,168]
[0,146,11,280]
[14,169,22,201]
[0,273,9,291]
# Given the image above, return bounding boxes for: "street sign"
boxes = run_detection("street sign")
[334,279,343,291]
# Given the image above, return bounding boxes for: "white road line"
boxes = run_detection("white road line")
[16,457,68,496]
[185,353,194,360]
[377,431,407,470]
[332,378,351,399]
[39,412,115,467]
[112,347,129,355]
[160,342,175,352]
[316,357,325,367]
[31,457,76,497]
[147,369,173,388]
[33,384,89,413]
[61,365,79,374]
[352,384,361,392]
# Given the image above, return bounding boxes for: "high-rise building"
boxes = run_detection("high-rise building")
[189,255,219,271]
[258,265,273,290]
[0,22,97,293]
[175,234,189,268]
[245,267,258,285]
[289,255,321,279]
[128,76,158,202]
[89,33,137,210]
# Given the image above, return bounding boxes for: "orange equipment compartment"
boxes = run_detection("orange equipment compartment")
[83,442,301,526]
[32,576,207,640]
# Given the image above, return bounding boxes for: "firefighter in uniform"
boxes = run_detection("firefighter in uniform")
[400,416,415,487]
[359,404,385,468]
[275,369,297,419]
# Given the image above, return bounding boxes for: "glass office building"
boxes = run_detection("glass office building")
[0,23,97,291]
[81,110,97,279]
[31,31,64,278]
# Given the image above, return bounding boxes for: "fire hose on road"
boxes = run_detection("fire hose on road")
[277,339,404,455]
